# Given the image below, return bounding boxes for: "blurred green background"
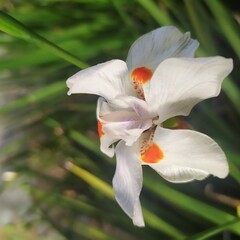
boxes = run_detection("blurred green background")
[0,0,239,239]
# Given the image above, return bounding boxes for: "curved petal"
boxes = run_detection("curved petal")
[113,141,144,227]
[146,57,233,123]
[145,127,228,183]
[97,97,153,155]
[98,134,116,158]
[109,95,156,118]
[126,26,199,72]
[67,60,134,101]
[102,116,151,146]
[96,98,116,157]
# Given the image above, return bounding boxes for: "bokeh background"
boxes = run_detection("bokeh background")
[0,0,239,239]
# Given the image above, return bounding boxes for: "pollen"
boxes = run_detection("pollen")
[141,142,164,163]
[131,67,153,84]
[97,120,104,138]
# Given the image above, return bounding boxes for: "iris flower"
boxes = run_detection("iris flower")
[67,26,233,227]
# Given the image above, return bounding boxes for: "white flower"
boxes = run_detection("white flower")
[66,26,233,227]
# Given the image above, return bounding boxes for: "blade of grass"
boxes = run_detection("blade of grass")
[28,181,150,239]
[110,0,135,32]
[72,222,118,240]
[205,0,240,56]
[30,187,100,215]
[69,130,107,159]
[65,162,185,239]
[0,81,66,115]
[0,11,88,69]
[41,207,114,240]
[197,104,239,146]
[144,176,240,234]
[136,0,173,26]
[0,41,82,71]
[186,217,240,240]
[64,161,114,199]
[229,162,240,184]
[222,78,240,114]
[184,0,216,54]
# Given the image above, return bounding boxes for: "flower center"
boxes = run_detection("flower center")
[131,67,153,84]
[97,120,104,138]
[131,67,153,99]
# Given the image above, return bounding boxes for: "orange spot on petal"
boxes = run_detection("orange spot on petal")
[131,67,153,84]
[141,143,164,163]
[97,120,104,138]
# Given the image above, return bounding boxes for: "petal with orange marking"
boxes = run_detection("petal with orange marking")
[126,26,199,72]
[141,142,164,164]
[147,127,228,183]
[126,27,199,101]
[97,120,104,138]
[131,67,153,99]
[97,98,116,157]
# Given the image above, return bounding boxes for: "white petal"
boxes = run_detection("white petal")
[96,98,116,157]
[126,26,199,72]
[102,110,152,146]
[109,96,156,119]
[99,134,116,158]
[67,60,133,101]
[146,57,233,123]
[147,127,229,183]
[113,141,144,227]
[97,97,152,152]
